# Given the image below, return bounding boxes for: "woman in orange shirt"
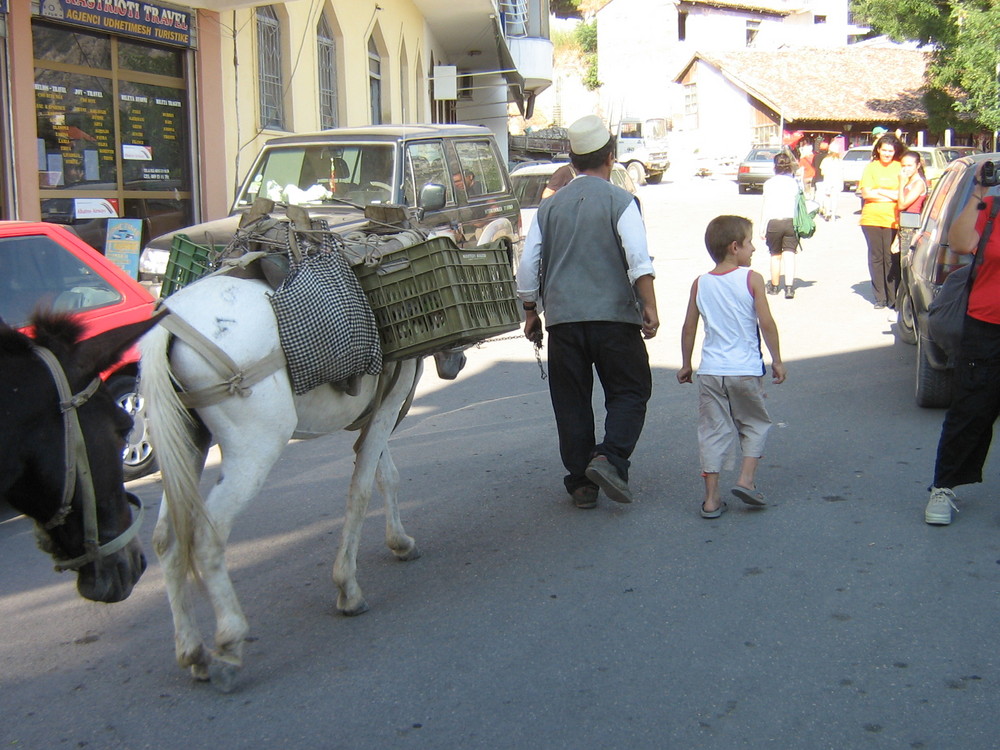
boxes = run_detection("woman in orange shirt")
[859,134,905,310]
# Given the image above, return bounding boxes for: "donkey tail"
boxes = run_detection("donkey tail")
[140,320,203,576]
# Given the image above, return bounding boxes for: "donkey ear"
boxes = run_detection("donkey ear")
[72,312,165,379]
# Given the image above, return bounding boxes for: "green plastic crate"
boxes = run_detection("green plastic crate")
[353,237,519,360]
[160,234,221,298]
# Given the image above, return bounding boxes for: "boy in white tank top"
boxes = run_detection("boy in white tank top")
[677,215,787,518]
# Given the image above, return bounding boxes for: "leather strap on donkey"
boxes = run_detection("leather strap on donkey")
[159,309,286,409]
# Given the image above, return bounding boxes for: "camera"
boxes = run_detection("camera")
[979,160,1000,187]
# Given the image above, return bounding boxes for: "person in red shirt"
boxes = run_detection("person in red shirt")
[798,143,816,198]
[923,161,1000,525]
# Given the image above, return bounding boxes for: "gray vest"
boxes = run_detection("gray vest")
[537,175,642,326]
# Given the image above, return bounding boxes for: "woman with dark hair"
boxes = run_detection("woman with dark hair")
[859,134,906,310]
[759,151,799,298]
[896,150,929,258]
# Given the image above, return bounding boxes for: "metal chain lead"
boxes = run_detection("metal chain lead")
[474,335,547,380]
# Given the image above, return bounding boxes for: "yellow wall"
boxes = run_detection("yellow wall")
[218,0,445,202]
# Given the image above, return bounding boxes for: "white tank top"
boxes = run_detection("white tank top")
[696,267,765,376]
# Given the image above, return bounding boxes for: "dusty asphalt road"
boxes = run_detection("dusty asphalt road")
[3,177,999,749]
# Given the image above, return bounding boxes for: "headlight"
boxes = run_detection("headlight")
[138,247,169,276]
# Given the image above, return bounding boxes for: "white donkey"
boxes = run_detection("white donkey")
[140,274,423,691]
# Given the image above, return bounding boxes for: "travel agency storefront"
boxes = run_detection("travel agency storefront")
[2,0,227,264]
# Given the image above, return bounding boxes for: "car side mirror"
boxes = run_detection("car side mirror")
[419,183,447,212]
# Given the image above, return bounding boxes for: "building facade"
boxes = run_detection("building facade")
[0,0,550,258]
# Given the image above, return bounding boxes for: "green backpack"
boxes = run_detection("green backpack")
[794,190,817,239]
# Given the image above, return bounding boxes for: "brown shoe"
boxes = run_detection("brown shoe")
[572,485,598,509]
[584,456,633,504]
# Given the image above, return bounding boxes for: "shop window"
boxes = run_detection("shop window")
[368,36,382,125]
[32,20,193,255]
[317,15,338,130]
[257,6,284,130]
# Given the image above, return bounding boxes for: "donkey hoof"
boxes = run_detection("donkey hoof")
[394,544,421,562]
[208,659,241,693]
[339,599,370,617]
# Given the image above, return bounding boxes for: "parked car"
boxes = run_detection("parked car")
[842,145,983,193]
[0,221,158,479]
[736,146,794,194]
[896,153,1000,407]
[139,125,522,295]
[509,161,639,239]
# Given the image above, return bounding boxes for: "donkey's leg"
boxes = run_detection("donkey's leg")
[193,407,294,691]
[375,448,419,561]
[333,360,417,615]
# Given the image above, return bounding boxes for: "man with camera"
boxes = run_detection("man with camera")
[924,159,1000,525]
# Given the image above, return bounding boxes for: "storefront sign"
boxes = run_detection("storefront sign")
[104,218,144,278]
[39,0,194,49]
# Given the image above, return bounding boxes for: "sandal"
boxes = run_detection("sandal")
[731,485,767,506]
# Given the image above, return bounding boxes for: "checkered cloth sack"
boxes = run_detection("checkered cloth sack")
[269,223,383,394]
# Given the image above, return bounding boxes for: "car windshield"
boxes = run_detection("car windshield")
[235,143,396,208]
[0,234,121,328]
[844,150,871,161]
[644,119,668,139]
[748,148,782,161]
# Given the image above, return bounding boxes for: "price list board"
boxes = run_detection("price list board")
[118,82,189,187]
[35,70,118,186]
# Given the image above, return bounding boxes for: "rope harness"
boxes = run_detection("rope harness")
[32,345,144,572]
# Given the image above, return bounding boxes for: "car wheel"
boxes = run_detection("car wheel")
[645,172,663,184]
[626,162,646,186]
[107,374,158,481]
[915,335,953,409]
[896,284,918,345]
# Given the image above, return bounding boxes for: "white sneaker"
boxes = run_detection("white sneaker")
[925,487,958,525]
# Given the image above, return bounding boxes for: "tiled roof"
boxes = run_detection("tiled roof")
[687,47,930,122]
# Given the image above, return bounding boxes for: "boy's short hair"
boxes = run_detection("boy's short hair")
[705,215,752,263]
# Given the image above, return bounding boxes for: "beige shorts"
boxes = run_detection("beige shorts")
[697,374,772,473]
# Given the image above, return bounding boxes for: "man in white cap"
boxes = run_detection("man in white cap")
[516,114,659,509]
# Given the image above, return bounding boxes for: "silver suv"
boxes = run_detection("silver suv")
[139,124,522,294]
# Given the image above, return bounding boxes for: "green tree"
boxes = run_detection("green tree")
[551,0,583,19]
[851,0,1000,131]
[574,19,601,91]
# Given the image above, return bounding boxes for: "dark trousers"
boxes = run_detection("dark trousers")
[547,321,652,493]
[862,225,899,307]
[933,316,1000,489]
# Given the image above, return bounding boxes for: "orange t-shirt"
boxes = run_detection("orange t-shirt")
[859,160,902,229]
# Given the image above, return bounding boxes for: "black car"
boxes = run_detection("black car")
[897,152,1000,407]
[139,125,522,295]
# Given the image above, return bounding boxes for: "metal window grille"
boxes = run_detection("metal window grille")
[257,6,284,129]
[498,0,528,38]
[317,16,338,130]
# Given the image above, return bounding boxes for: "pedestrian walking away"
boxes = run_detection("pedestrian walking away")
[517,114,659,510]
[859,134,905,310]
[924,163,1000,526]
[677,215,786,519]
[760,152,799,299]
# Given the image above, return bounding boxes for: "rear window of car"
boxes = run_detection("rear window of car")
[0,234,122,327]
[843,149,871,162]
[512,173,549,209]
[747,148,782,161]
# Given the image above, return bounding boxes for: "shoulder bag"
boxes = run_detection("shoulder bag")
[926,197,1000,359]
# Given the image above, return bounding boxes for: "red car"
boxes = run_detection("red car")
[0,221,157,479]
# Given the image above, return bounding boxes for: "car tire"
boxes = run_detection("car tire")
[915,335,953,409]
[626,162,646,186]
[107,374,158,481]
[896,284,918,345]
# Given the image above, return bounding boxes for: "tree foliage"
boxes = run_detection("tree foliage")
[551,0,583,19]
[574,20,601,90]
[851,0,1000,131]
